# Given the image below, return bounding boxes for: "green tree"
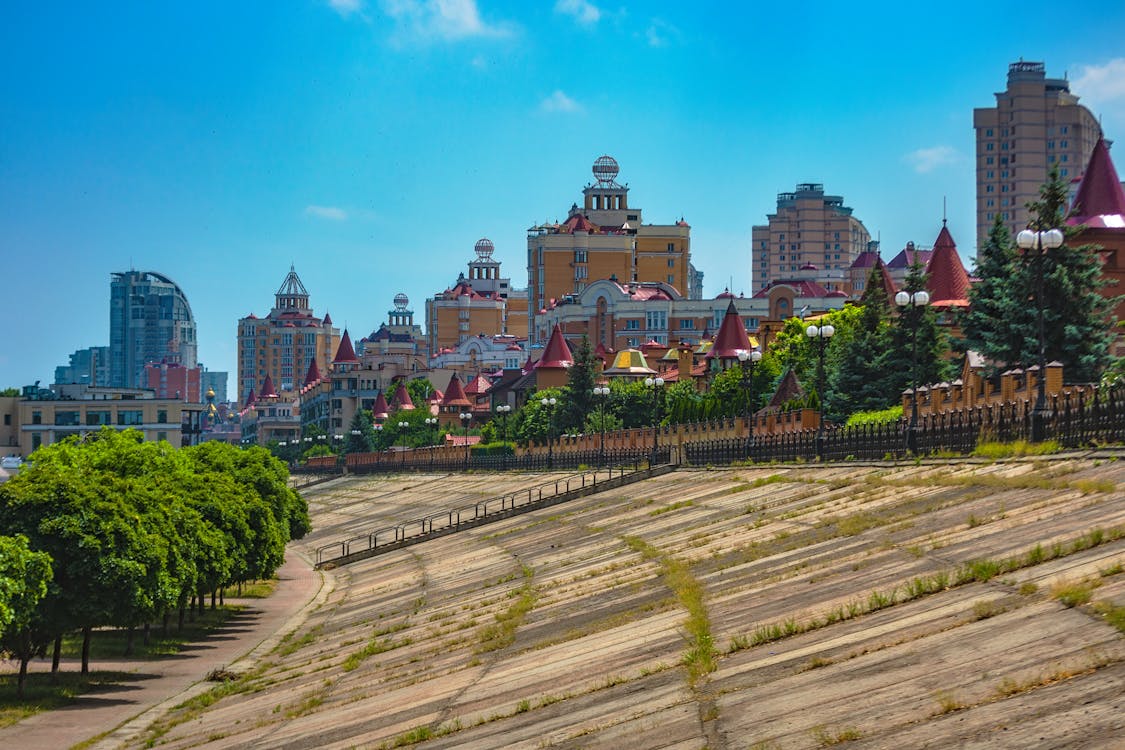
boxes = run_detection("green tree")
[0,534,52,697]
[405,378,434,409]
[959,215,1023,370]
[0,387,19,397]
[510,387,564,444]
[345,409,377,454]
[888,258,954,398]
[560,336,597,431]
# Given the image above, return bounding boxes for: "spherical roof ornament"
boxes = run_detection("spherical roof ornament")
[592,155,619,185]
[393,292,410,311]
[474,238,495,260]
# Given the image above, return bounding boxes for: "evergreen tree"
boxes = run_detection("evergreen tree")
[345,409,376,454]
[959,215,1023,369]
[1016,165,1116,382]
[560,335,596,431]
[888,258,953,398]
[824,276,889,421]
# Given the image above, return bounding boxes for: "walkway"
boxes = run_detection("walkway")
[0,550,327,750]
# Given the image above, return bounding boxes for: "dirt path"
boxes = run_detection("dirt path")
[0,550,327,750]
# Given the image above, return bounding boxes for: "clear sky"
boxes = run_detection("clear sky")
[3,1,1124,391]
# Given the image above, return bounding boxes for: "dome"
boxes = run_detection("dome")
[474,238,495,260]
[393,292,410,311]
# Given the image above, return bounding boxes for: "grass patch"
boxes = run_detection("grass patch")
[0,671,135,728]
[277,623,324,657]
[811,725,862,745]
[221,578,279,599]
[649,499,695,516]
[972,439,1060,458]
[1050,578,1100,608]
[475,565,537,654]
[932,690,965,715]
[342,636,412,672]
[1092,601,1125,633]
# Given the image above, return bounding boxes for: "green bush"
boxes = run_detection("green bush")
[845,405,903,427]
[470,441,516,457]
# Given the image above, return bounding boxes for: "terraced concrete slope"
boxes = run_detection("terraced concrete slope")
[139,459,1125,750]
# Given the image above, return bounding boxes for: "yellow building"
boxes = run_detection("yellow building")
[426,239,529,353]
[526,156,697,345]
[237,266,339,408]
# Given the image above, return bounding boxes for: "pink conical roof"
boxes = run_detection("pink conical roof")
[925,224,971,308]
[323,311,333,325]
[244,386,257,407]
[372,391,390,420]
[534,324,574,370]
[706,300,752,359]
[1068,138,1125,229]
[333,329,359,363]
[259,374,278,399]
[463,372,491,395]
[302,358,322,388]
[440,372,472,407]
[392,381,415,410]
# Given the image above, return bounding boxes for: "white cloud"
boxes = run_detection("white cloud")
[904,145,959,174]
[555,0,601,25]
[381,0,512,41]
[645,18,682,48]
[305,205,349,221]
[327,0,364,17]
[540,90,582,114]
[1072,58,1125,120]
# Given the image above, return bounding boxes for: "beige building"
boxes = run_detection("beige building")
[527,156,697,345]
[10,387,205,457]
[752,183,872,295]
[237,266,339,407]
[974,61,1101,246]
[426,239,529,353]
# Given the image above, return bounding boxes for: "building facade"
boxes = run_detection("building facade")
[527,156,698,345]
[974,61,1102,246]
[751,183,872,295]
[236,266,339,407]
[110,271,198,388]
[426,239,529,353]
[54,345,111,387]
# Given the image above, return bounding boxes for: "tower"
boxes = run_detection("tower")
[109,271,197,388]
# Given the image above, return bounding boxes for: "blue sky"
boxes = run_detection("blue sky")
[3,1,1124,391]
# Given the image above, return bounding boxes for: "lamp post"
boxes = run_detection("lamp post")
[593,385,610,467]
[805,323,836,460]
[397,420,409,468]
[424,416,438,446]
[895,289,931,455]
[495,403,511,442]
[540,396,557,469]
[643,376,665,465]
[736,348,763,459]
[459,412,472,467]
[1016,227,1064,442]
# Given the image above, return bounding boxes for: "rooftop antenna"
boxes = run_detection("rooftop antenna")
[943,196,948,227]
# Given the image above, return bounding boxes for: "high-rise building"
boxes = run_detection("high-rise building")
[973,61,1102,246]
[54,346,111,387]
[527,156,697,344]
[109,271,198,388]
[426,239,529,352]
[236,266,338,407]
[751,183,872,295]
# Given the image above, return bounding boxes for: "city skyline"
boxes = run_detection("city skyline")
[3,2,1125,389]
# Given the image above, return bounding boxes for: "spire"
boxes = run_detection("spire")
[1067,137,1125,229]
[392,380,415,410]
[925,225,971,308]
[333,329,359,364]
[244,386,257,407]
[533,324,574,370]
[323,311,333,326]
[260,374,278,399]
[371,390,390,420]
[302,357,322,388]
[275,266,310,311]
[440,372,472,408]
[706,299,752,360]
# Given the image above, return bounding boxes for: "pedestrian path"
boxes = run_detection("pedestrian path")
[0,550,327,750]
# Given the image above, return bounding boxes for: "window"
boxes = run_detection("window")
[625,319,640,330]
[667,258,675,268]
[118,410,144,426]
[645,311,667,330]
[574,266,587,280]
[667,275,674,284]
[86,410,111,426]
[679,319,695,330]
[157,409,168,423]
[987,156,994,165]
[574,250,587,263]
[31,410,41,425]
[986,128,993,136]
[986,143,994,151]
[55,411,80,426]
[156,431,168,442]
[32,433,41,451]
[2,414,8,425]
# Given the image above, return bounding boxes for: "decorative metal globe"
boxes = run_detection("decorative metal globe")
[592,155,619,185]
[474,238,495,260]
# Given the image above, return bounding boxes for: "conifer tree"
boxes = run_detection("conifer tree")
[560,335,596,431]
[826,263,893,419]
[888,258,952,395]
[959,215,1023,369]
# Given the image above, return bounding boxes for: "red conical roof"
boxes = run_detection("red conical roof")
[260,374,278,399]
[1068,138,1125,229]
[440,372,472,408]
[925,224,971,308]
[706,300,752,359]
[392,381,415,410]
[333,329,359,363]
[244,386,256,407]
[323,311,333,325]
[372,391,390,420]
[463,372,491,395]
[534,324,574,370]
[302,358,322,388]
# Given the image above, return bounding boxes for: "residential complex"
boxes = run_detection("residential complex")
[54,345,110,388]
[236,266,339,407]
[110,270,198,388]
[973,61,1102,245]
[526,156,698,345]
[751,183,873,296]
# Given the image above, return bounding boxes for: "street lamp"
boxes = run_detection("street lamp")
[805,323,836,460]
[540,396,557,469]
[736,348,763,459]
[643,376,665,465]
[895,290,931,455]
[459,412,473,466]
[424,416,438,446]
[1016,227,1065,442]
[495,403,511,442]
[592,384,610,467]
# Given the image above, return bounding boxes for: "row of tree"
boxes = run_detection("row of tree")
[0,430,310,696]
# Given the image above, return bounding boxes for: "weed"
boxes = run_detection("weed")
[649,499,695,516]
[971,599,1006,620]
[811,725,862,745]
[800,656,834,672]
[1100,560,1124,577]
[1018,582,1039,596]
[1051,579,1099,608]
[932,690,965,715]
[1092,601,1125,633]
